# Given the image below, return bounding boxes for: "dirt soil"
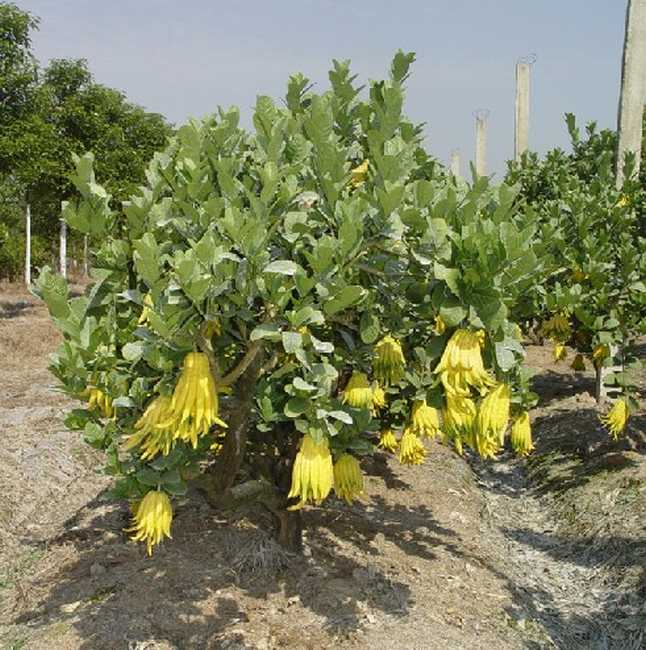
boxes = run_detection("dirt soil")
[0,284,644,650]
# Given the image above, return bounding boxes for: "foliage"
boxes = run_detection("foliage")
[36,53,539,551]
[0,176,48,279]
[507,114,646,404]
[0,2,172,278]
[0,225,47,280]
[0,1,39,121]
[39,58,171,206]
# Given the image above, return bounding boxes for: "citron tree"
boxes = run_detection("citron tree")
[508,115,646,435]
[36,53,539,553]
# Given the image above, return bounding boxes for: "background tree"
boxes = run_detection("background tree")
[506,114,646,406]
[0,2,173,279]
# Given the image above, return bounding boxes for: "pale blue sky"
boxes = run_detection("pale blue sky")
[18,1,626,176]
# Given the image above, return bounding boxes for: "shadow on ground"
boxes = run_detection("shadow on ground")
[0,299,34,319]
[530,369,597,408]
[527,408,646,495]
[7,461,463,648]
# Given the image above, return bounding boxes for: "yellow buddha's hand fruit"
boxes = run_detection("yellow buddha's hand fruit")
[161,352,227,449]
[342,371,374,410]
[398,427,426,465]
[592,344,609,367]
[378,429,398,453]
[85,387,114,418]
[138,293,154,325]
[333,454,364,504]
[600,399,629,440]
[124,395,175,460]
[373,335,406,385]
[510,412,533,456]
[288,435,334,509]
[434,329,494,396]
[553,343,567,362]
[127,490,173,555]
[410,399,441,439]
[349,160,369,188]
[477,384,510,445]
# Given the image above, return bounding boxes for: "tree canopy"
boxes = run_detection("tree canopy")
[0,2,172,279]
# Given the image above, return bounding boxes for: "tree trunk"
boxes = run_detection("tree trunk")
[197,371,307,552]
[200,351,264,500]
[275,509,303,552]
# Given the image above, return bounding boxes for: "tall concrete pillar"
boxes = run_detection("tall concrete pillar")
[615,0,646,187]
[60,220,67,278]
[449,149,461,177]
[474,110,489,176]
[514,56,534,161]
[25,203,31,286]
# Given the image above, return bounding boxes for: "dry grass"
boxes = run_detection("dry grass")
[0,284,644,649]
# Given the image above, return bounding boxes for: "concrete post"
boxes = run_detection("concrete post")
[25,203,31,286]
[514,58,533,161]
[83,235,89,276]
[615,0,646,187]
[59,220,67,278]
[474,110,489,176]
[450,150,461,177]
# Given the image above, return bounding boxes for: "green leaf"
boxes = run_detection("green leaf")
[283,212,309,243]
[328,410,353,425]
[264,260,302,276]
[324,285,365,315]
[439,301,467,328]
[293,377,317,392]
[282,331,303,353]
[434,263,461,296]
[122,341,145,362]
[164,482,188,496]
[494,341,516,371]
[250,323,282,341]
[136,468,161,487]
[291,307,325,327]
[133,233,160,285]
[34,267,71,320]
[338,211,362,258]
[284,397,309,418]
[160,468,181,484]
[112,396,135,408]
[83,422,106,449]
[295,273,315,297]
[62,200,89,233]
[390,50,416,83]
[64,409,93,431]
[360,312,381,344]
[310,335,334,354]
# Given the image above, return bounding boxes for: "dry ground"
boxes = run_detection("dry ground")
[0,284,644,650]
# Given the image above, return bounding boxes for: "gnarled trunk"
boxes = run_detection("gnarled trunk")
[200,352,263,502]
[275,509,303,552]
[198,378,306,552]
